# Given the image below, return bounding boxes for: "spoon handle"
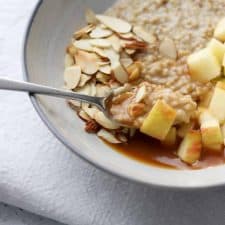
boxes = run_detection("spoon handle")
[0,77,104,108]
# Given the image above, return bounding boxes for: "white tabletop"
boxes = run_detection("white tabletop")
[0,1,225,225]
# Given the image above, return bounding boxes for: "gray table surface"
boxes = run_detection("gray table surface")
[1,1,225,225]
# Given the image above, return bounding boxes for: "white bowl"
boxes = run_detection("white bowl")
[23,0,225,189]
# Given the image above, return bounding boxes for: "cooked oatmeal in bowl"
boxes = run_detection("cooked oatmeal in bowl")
[64,0,225,169]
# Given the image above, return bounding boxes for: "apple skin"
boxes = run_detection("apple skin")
[140,100,176,140]
[187,48,221,83]
[177,130,202,164]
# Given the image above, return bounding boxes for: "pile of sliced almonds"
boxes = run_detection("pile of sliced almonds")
[64,10,151,143]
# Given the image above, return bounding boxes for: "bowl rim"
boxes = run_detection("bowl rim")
[22,0,225,190]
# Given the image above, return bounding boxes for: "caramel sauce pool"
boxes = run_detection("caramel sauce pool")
[106,132,225,170]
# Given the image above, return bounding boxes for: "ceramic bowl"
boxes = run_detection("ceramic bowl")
[23,0,225,189]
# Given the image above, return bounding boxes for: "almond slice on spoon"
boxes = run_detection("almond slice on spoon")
[75,50,99,75]
[97,129,122,144]
[79,110,91,121]
[96,15,132,34]
[82,105,98,119]
[133,26,157,44]
[73,40,93,51]
[64,65,81,89]
[94,111,120,129]
[90,39,111,48]
[90,26,113,38]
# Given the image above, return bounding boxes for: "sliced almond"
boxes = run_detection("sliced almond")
[97,61,110,66]
[67,44,77,56]
[133,26,156,44]
[97,129,122,144]
[96,72,110,84]
[96,84,111,97]
[104,48,120,63]
[85,9,98,24]
[96,15,132,34]
[117,32,136,40]
[106,35,121,52]
[127,61,142,81]
[79,110,91,121]
[92,47,108,58]
[123,40,148,50]
[112,62,129,84]
[90,26,113,38]
[90,82,96,96]
[64,65,81,89]
[113,83,132,95]
[99,64,111,74]
[75,83,91,95]
[73,24,94,39]
[94,111,120,129]
[159,38,177,60]
[82,105,98,119]
[68,99,81,108]
[90,38,111,48]
[112,92,133,104]
[135,85,147,103]
[73,40,93,52]
[120,57,133,68]
[125,49,136,55]
[117,133,128,143]
[64,53,74,68]
[78,73,92,87]
[75,50,99,75]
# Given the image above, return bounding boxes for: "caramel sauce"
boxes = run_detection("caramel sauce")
[107,132,225,170]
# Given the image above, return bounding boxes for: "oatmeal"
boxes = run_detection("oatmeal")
[64,1,225,167]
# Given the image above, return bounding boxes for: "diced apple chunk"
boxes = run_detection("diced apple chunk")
[187,48,221,82]
[199,90,213,108]
[214,18,225,42]
[208,85,225,123]
[162,127,176,146]
[177,130,202,164]
[207,38,225,64]
[140,100,176,140]
[199,110,223,151]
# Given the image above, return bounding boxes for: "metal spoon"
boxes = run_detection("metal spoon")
[0,77,113,114]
